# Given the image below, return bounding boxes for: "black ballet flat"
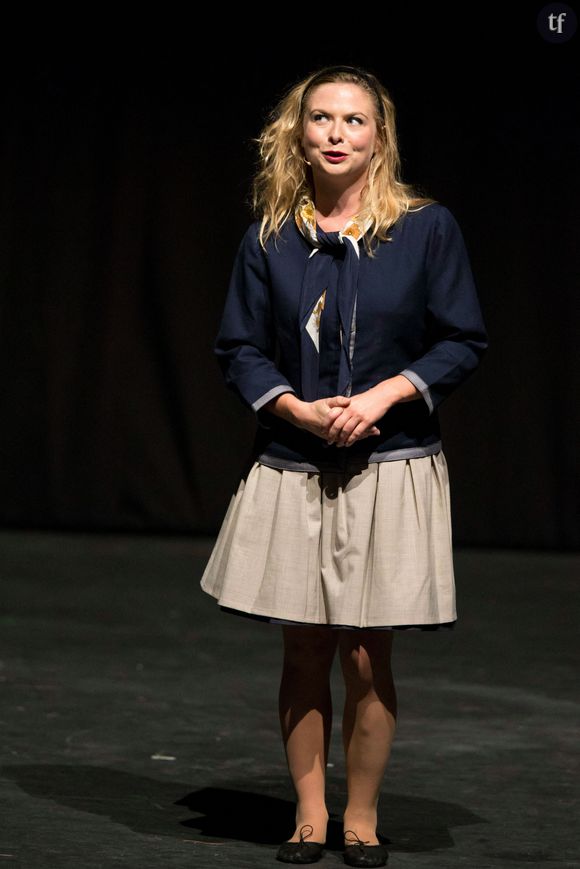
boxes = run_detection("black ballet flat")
[343,829,389,867]
[276,823,326,864]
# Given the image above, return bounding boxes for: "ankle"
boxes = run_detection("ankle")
[296,803,329,821]
[343,807,378,823]
[288,809,329,844]
[343,809,378,838]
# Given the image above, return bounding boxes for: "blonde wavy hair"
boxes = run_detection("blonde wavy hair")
[249,64,437,258]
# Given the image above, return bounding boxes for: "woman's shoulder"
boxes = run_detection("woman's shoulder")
[230,219,267,262]
[237,217,293,245]
[400,200,457,227]
[392,201,465,245]
[237,218,262,246]
[237,216,303,260]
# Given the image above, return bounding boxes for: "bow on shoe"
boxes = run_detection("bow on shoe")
[343,828,389,867]
[276,822,326,864]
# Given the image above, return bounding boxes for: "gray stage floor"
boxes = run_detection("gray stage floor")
[0,530,577,868]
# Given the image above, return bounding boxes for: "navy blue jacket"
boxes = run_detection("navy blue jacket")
[214,202,489,472]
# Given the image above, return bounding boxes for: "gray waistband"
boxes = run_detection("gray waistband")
[256,440,443,473]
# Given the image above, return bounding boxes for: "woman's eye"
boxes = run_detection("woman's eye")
[312,113,363,124]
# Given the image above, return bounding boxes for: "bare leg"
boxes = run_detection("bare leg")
[338,630,397,846]
[278,624,339,843]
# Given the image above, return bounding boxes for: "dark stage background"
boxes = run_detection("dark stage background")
[0,16,578,547]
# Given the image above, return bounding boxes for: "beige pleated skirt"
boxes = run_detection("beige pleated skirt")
[200,451,457,631]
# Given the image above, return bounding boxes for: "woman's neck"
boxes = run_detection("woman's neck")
[312,182,365,231]
[316,213,355,232]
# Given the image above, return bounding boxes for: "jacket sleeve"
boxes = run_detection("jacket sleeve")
[214,223,297,430]
[398,206,489,416]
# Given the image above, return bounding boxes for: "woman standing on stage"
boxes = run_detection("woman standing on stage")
[201,64,488,866]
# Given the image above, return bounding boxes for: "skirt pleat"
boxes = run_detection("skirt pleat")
[200,451,457,630]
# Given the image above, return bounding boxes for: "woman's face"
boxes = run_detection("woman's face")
[301,82,378,186]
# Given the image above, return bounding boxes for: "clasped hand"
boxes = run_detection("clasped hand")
[299,388,391,448]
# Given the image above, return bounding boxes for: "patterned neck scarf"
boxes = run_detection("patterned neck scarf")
[294,197,373,402]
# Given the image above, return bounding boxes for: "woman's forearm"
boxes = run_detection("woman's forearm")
[263,392,306,425]
[373,374,422,405]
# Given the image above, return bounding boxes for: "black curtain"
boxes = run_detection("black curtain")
[0,18,578,546]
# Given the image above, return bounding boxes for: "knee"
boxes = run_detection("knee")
[340,644,394,694]
[341,646,374,689]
